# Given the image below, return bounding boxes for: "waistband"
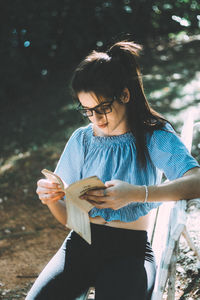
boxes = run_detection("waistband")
[90,223,147,240]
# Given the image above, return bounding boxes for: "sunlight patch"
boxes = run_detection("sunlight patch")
[0,152,31,175]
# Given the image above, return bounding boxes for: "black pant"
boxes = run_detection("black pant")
[26,223,156,300]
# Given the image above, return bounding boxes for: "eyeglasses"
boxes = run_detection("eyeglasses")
[77,98,116,117]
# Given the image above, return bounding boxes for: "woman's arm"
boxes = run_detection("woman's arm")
[47,200,67,226]
[81,167,200,209]
[147,166,200,202]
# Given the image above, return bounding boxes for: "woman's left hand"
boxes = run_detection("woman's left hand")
[80,180,144,210]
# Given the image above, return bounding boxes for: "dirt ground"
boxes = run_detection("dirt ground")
[0,203,68,299]
[0,199,199,299]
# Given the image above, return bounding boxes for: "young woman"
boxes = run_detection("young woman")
[26,41,200,300]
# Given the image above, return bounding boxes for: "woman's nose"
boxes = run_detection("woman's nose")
[92,111,105,122]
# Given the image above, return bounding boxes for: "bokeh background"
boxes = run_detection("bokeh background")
[0,1,200,299]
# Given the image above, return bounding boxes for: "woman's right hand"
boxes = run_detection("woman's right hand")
[36,179,65,205]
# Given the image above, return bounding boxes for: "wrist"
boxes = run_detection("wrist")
[129,185,148,203]
[143,185,148,203]
[47,198,65,208]
[138,185,148,203]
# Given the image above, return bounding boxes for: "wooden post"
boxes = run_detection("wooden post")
[182,226,200,264]
[167,240,179,300]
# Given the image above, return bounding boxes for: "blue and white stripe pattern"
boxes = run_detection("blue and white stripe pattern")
[55,122,199,222]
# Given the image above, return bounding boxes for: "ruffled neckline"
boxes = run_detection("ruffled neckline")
[88,123,135,145]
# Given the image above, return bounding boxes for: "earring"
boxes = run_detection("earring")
[121,93,128,103]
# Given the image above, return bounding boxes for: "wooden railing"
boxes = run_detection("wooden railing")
[150,111,200,300]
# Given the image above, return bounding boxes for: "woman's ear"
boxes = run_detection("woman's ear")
[121,88,130,103]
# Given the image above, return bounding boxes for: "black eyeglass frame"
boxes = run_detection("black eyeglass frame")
[76,97,116,118]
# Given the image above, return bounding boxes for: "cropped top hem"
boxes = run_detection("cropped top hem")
[89,202,162,222]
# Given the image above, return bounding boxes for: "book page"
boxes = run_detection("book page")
[65,176,105,212]
[64,177,105,244]
[65,195,92,244]
[41,169,105,244]
[41,169,66,190]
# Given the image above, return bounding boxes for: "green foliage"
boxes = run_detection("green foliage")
[1,0,200,160]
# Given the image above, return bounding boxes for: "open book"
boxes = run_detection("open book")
[41,169,105,244]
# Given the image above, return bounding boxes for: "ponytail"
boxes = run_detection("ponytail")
[107,40,142,58]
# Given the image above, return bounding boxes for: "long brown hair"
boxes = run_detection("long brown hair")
[71,40,171,169]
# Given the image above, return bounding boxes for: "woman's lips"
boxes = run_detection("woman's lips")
[98,123,108,128]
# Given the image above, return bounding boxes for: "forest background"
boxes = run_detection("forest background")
[0,1,200,299]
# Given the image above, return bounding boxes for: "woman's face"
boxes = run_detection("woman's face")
[78,91,130,136]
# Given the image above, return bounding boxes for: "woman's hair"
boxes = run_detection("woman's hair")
[71,40,171,169]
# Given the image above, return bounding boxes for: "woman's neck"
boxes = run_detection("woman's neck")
[92,123,130,137]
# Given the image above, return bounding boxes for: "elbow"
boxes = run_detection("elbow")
[181,167,200,200]
[187,171,200,200]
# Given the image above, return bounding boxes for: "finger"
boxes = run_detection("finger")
[37,186,63,194]
[105,180,116,187]
[37,179,61,189]
[87,199,106,206]
[84,189,106,197]
[80,194,106,202]
[87,200,109,209]
[39,192,65,200]
[39,193,64,204]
